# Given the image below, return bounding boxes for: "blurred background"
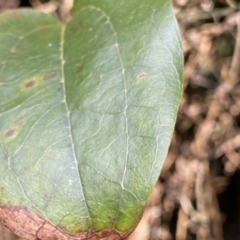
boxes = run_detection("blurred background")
[0,0,240,239]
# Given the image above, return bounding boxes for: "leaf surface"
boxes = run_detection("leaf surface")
[0,1,183,238]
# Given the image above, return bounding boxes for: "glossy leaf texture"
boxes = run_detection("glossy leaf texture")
[0,0,183,238]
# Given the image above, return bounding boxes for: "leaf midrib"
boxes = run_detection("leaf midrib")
[60,24,92,225]
[60,5,135,229]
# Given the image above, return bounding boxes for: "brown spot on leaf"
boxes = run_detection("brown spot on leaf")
[76,65,82,73]
[69,23,83,35]
[5,129,16,138]
[0,206,132,240]
[137,72,147,79]
[15,117,23,126]
[24,80,36,89]
[41,22,50,27]
[44,71,57,80]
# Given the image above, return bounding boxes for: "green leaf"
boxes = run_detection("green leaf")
[0,0,183,239]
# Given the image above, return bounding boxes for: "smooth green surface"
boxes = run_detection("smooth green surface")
[0,0,183,234]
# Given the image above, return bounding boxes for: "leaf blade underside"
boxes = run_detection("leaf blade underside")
[0,0,183,237]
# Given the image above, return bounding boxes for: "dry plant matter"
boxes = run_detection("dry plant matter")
[1,0,240,239]
[29,0,73,22]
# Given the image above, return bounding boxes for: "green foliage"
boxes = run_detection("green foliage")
[0,0,183,236]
